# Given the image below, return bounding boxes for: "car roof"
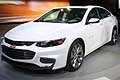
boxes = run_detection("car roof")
[53,5,101,9]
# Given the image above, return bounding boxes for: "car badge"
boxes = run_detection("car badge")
[10,45,16,49]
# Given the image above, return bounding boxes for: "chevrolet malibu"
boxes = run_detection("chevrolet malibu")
[1,6,118,72]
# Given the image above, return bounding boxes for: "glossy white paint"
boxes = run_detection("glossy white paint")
[1,6,118,70]
[94,77,111,80]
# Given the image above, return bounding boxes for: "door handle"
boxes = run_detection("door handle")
[109,20,112,22]
[100,24,103,26]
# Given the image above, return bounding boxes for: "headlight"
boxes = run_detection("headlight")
[36,38,65,47]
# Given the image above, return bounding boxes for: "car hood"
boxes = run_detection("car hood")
[5,22,75,41]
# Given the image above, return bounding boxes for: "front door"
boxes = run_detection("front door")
[85,8,103,54]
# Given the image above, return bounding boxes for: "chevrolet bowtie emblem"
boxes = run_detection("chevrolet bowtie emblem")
[10,45,16,49]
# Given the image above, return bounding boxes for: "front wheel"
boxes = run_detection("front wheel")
[109,28,118,45]
[65,40,84,72]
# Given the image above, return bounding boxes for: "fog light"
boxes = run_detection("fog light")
[40,57,56,64]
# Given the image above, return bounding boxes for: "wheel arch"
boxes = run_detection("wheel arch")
[110,25,118,39]
[72,38,85,54]
[113,25,118,34]
[108,25,118,45]
[65,38,85,71]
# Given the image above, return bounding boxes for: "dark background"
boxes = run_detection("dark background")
[70,0,119,16]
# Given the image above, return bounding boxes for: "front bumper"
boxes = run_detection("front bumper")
[1,40,69,70]
[1,55,55,70]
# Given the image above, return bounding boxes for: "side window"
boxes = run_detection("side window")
[66,9,86,21]
[98,8,111,19]
[86,8,99,23]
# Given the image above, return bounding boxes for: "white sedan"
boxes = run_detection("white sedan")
[1,6,118,72]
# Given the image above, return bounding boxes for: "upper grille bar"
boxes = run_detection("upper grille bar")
[5,38,35,46]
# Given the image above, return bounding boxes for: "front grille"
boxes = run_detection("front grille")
[5,38,35,46]
[2,45,35,59]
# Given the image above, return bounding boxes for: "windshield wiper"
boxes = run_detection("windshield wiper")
[34,20,40,22]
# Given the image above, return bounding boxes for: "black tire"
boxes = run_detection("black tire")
[65,40,84,72]
[109,28,118,45]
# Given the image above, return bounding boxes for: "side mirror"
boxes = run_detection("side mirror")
[88,18,100,24]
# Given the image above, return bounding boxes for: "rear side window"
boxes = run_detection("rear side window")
[98,8,111,19]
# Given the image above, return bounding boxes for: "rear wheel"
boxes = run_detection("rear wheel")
[109,28,118,45]
[65,40,84,72]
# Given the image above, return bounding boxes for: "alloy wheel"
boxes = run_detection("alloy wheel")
[70,43,84,69]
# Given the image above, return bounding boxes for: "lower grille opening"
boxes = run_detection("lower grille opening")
[1,45,35,59]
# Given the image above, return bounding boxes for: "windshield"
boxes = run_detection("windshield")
[34,8,87,23]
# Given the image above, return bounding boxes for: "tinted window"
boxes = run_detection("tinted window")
[98,8,111,19]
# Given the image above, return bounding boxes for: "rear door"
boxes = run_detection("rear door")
[97,8,113,42]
